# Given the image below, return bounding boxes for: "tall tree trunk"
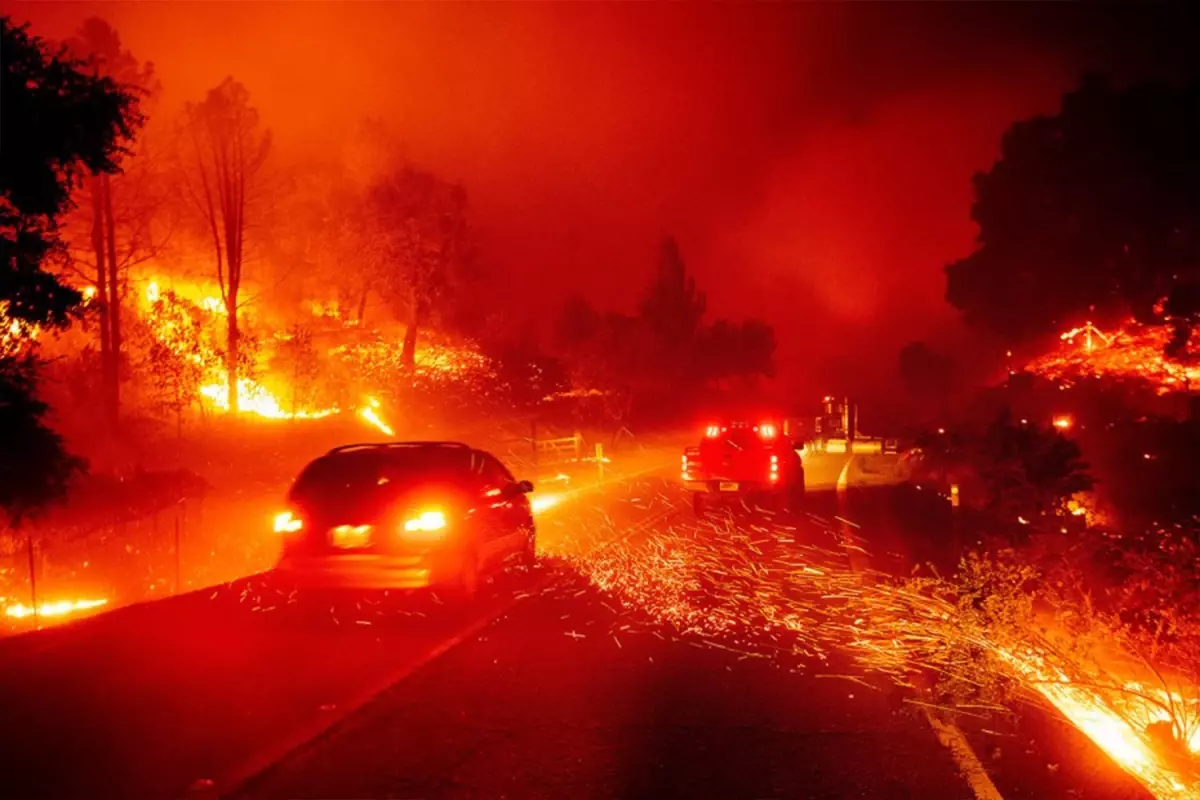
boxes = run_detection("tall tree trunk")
[90,177,114,429]
[401,281,419,369]
[401,322,418,369]
[103,175,121,429]
[226,300,239,413]
[356,286,369,324]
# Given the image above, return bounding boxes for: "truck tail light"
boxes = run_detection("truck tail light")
[769,454,779,482]
[704,425,721,438]
[682,453,690,481]
[759,423,778,441]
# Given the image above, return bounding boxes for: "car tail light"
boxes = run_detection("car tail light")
[759,423,778,441]
[400,510,448,541]
[273,510,303,534]
[704,424,721,438]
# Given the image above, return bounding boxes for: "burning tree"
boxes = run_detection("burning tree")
[273,324,320,418]
[181,77,272,413]
[130,289,211,436]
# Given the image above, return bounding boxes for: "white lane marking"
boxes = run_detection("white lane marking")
[836,455,855,493]
[219,475,682,796]
[924,710,1005,800]
[215,605,506,795]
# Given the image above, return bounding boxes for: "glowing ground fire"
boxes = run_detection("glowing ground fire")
[1026,319,1200,392]
[5,598,109,620]
[141,280,398,432]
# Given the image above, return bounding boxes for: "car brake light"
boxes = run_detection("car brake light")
[704,425,721,438]
[273,510,303,534]
[759,423,778,440]
[769,454,779,482]
[401,510,448,541]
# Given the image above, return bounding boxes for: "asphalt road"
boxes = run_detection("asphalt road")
[0,454,1151,800]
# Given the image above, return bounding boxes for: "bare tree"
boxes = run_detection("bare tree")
[181,78,271,413]
[61,18,155,429]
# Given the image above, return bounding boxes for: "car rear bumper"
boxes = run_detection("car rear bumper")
[275,553,439,590]
[684,479,778,494]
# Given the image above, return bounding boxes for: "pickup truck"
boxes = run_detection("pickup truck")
[681,419,805,515]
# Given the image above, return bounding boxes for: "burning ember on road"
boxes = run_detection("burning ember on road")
[358,396,395,436]
[1026,320,1200,393]
[5,598,109,620]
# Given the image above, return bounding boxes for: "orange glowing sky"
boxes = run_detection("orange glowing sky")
[12,2,1198,393]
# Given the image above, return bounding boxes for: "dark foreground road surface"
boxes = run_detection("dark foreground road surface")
[0,456,1150,800]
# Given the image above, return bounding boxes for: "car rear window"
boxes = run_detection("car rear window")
[291,448,473,503]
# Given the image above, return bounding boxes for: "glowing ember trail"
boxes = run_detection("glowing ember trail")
[358,396,395,436]
[1005,652,1199,800]
[5,598,109,620]
[553,494,1199,799]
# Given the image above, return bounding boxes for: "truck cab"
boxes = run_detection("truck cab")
[681,419,805,515]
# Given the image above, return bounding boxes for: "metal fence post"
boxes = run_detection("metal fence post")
[530,419,539,470]
[595,442,605,480]
[26,528,38,628]
[174,512,181,595]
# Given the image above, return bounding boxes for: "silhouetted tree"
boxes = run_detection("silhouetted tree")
[367,166,471,368]
[0,17,133,521]
[555,294,601,348]
[639,236,706,349]
[899,341,959,408]
[915,410,1092,520]
[946,76,1200,350]
[61,18,156,429]
[182,77,271,413]
[697,318,776,386]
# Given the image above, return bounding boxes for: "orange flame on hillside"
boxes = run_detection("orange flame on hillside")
[1026,320,1200,393]
[142,280,383,426]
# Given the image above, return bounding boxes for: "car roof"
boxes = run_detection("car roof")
[324,441,474,456]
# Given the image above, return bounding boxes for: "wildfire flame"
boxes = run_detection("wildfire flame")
[1004,652,1199,799]
[1027,320,1200,393]
[5,598,109,620]
[140,279,404,430]
[198,380,338,420]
